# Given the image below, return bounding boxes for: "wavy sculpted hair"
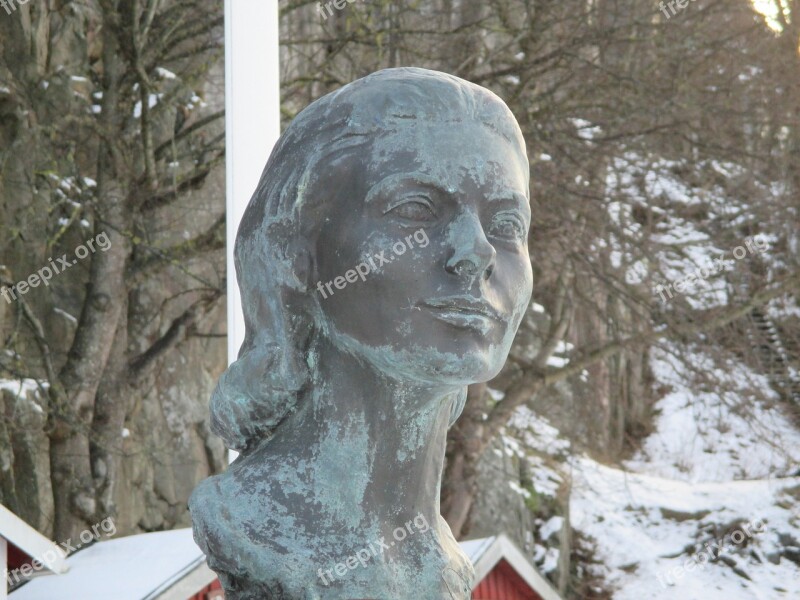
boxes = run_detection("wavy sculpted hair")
[210,67,528,453]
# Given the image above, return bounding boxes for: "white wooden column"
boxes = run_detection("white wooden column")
[1,536,7,600]
[224,0,281,462]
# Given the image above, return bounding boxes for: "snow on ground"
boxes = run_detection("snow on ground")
[626,344,800,481]
[603,153,782,312]
[504,341,800,598]
[571,459,800,599]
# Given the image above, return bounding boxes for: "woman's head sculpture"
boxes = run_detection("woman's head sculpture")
[191,67,533,600]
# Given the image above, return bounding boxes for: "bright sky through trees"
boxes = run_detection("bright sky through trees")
[751,0,789,31]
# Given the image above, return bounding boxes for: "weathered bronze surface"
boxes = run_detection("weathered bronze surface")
[190,67,532,600]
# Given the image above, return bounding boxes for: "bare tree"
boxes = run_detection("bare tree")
[0,0,226,541]
[278,0,800,545]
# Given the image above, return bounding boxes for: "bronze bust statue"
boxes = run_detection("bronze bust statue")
[190,67,533,600]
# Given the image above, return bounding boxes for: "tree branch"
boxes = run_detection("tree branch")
[484,273,800,447]
[128,289,223,378]
[126,213,225,284]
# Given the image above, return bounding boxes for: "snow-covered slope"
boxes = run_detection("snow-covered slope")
[502,344,800,599]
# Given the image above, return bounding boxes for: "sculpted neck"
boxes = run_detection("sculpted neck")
[267,333,459,529]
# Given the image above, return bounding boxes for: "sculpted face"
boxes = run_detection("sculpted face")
[312,118,533,385]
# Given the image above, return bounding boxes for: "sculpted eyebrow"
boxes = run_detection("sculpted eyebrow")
[487,191,531,216]
[364,174,450,204]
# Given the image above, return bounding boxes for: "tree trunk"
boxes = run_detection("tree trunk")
[441,383,487,539]
[48,14,130,539]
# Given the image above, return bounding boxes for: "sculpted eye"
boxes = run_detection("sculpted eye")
[385,196,437,222]
[489,212,526,241]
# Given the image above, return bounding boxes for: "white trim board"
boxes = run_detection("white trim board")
[0,504,68,576]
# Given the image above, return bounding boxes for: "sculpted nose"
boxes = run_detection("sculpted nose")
[445,211,496,281]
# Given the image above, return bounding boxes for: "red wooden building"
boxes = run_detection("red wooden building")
[462,534,562,600]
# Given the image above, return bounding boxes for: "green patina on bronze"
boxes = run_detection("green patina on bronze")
[190,67,533,600]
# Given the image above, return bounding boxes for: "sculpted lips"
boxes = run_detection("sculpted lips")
[418,295,505,334]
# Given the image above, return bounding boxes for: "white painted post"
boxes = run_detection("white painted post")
[1,536,7,600]
[223,0,281,461]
